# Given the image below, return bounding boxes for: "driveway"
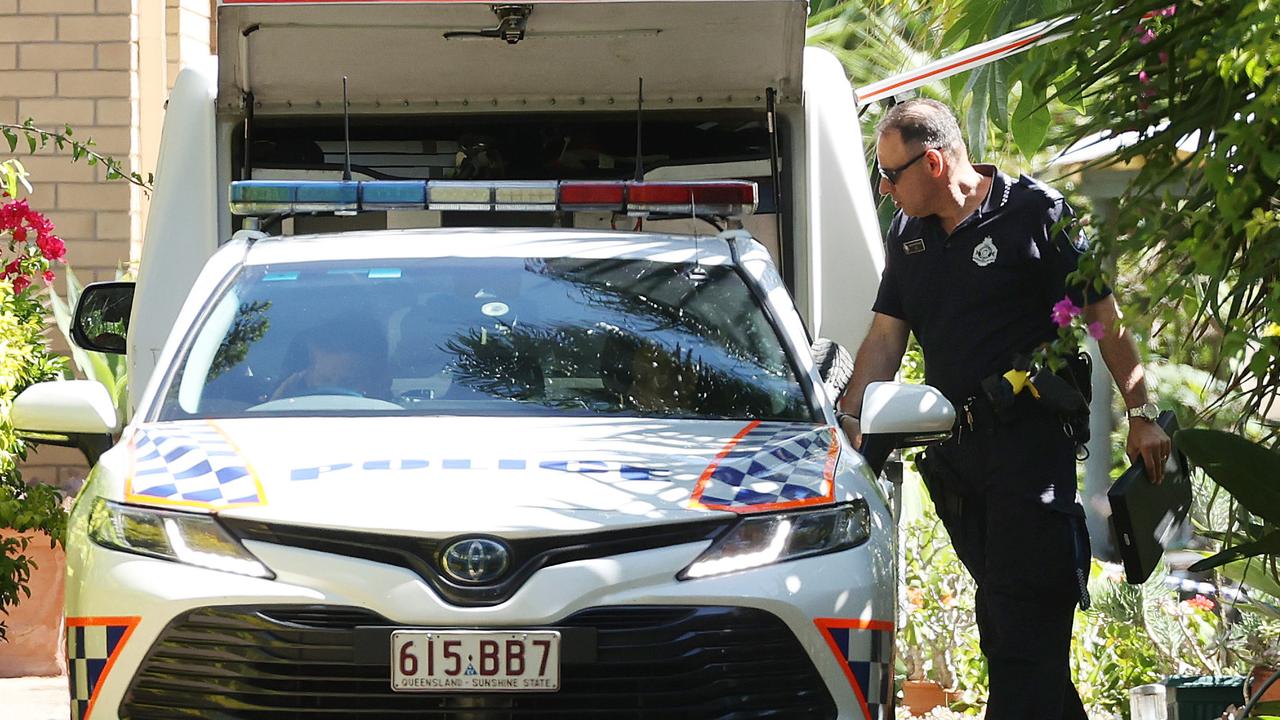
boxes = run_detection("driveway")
[0,676,68,720]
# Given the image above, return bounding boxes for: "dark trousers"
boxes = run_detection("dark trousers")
[917,407,1090,720]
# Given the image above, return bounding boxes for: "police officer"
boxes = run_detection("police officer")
[839,99,1171,720]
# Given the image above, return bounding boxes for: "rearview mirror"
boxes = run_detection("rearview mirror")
[70,281,134,354]
[12,380,120,465]
[858,381,955,476]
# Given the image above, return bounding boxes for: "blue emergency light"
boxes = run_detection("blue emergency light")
[228,180,758,217]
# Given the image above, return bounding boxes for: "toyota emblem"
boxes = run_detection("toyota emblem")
[441,538,510,583]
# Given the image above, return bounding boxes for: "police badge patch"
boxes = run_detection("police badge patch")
[972,237,998,266]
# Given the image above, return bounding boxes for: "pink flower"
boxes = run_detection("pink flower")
[42,269,55,284]
[1051,296,1082,327]
[37,235,65,262]
[1087,321,1106,340]
[1186,594,1214,611]
[12,274,31,294]
[2,259,20,278]
[1138,28,1157,44]
[1159,51,1170,64]
[1138,70,1151,84]
[1161,5,1176,16]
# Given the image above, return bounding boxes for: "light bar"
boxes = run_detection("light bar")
[229,180,758,217]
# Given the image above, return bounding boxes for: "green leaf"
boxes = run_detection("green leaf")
[2,128,16,153]
[1011,84,1052,159]
[26,133,36,154]
[1176,429,1280,524]
[1188,530,1280,572]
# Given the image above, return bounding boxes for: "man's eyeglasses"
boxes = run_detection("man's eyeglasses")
[878,148,932,185]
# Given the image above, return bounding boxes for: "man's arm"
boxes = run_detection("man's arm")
[1083,295,1172,482]
[838,312,911,447]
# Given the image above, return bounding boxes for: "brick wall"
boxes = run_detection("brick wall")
[3,0,213,494]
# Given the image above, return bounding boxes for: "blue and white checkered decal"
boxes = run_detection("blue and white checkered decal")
[66,617,138,720]
[692,421,838,512]
[817,619,894,719]
[127,422,264,509]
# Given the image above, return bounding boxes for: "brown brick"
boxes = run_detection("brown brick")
[56,182,130,211]
[80,126,132,154]
[0,99,16,124]
[65,238,130,267]
[20,43,95,70]
[0,70,56,98]
[0,43,15,70]
[96,0,131,13]
[18,182,55,209]
[95,41,132,70]
[56,70,130,98]
[22,0,96,12]
[94,98,131,126]
[43,210,94,239]
[11,154,97,183]
[17,98,94,126]
[95,210,131,240]
[0,0,17,13]
[0,16,56,43]
[57,15,130,43]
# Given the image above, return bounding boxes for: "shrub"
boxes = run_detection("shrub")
[0,159,70,641]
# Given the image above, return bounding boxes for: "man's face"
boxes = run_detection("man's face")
[875,130,936,217]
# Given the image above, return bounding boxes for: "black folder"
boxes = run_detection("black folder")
[1107,411,1193,584]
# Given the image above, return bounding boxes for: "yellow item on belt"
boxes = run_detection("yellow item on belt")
[1002,369,1041,400]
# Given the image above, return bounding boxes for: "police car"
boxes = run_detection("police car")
[15,178,954,719]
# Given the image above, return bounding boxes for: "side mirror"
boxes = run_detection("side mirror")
[70,281,134,354]
[858,381,955,476]
[810,338,852,403]
[12,380,121,465]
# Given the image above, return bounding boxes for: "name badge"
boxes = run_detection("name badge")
[903,238,926,255]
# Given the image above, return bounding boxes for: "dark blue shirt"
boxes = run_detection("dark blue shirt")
[872,166,1110,405]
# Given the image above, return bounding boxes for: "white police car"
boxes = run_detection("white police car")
[15,179,953,719]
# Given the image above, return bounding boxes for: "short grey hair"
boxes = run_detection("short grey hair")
[875,98,966,156]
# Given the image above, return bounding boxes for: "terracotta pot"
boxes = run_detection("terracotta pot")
[0,530,66,678]
[1248,666,1280,705]
[902,679,948,716]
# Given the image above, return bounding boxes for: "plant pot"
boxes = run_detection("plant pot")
[1248,666,1280,705]
[0,530,66,677]
[902,679,948,716]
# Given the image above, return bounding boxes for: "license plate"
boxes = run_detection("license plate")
[390,630,560,692]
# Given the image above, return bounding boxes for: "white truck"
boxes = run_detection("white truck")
[11,2,958,718]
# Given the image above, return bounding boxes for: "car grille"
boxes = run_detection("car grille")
[221,517,732,607]
[119,604,836,719]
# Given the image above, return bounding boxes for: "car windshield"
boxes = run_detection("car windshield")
[156,256,814,421]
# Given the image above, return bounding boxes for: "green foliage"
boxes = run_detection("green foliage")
[0,162,70,641]
[47,265,129,410]
[2,119,152,191]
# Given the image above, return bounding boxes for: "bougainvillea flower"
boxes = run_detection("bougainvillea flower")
[1051,295,1083,327]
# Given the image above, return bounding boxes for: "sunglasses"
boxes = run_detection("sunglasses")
[878,148,932,185]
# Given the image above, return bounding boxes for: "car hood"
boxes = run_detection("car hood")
[111,416,860,536]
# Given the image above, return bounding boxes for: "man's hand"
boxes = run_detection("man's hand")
[838,414,862,450]
[1127,419,1172,484]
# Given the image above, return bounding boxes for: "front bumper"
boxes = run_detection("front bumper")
[66,534,894,720]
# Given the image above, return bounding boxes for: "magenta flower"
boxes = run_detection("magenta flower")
[1138,28,1157,44]
[1051,296,1082,328]
[1161,5,1176,16]
[1138,70,1151,84]
[1087,321,1106,340]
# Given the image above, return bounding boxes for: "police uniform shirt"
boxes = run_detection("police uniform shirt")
[872,165,1111,406]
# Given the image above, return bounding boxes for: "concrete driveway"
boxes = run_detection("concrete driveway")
[0,676,68,720]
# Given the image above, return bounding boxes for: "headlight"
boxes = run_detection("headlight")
[88,499,274,579]
[679,500,871,580]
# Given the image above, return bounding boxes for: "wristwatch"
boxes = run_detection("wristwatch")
[1126,402,1160,423]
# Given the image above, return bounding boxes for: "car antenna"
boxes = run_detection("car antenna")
[634,77,644,182]
[686,197,709,283]
[341,76,353,182]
